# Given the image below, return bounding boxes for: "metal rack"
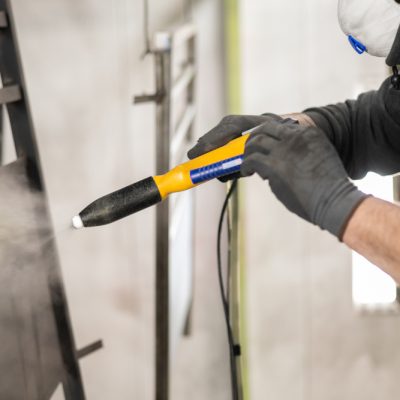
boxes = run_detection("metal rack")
[134,23,197,400]
[0,2,101,399]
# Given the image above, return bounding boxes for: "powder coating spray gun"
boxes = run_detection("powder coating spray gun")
[72,133,249,229]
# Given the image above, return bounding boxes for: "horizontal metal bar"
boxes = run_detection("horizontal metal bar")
[133,91,164,104]
[0,11,7,27]
[171,104,196,158]
[172,24,196,49]
[77,339,103,359]
[0,85,21,104]
[172,65,195,101]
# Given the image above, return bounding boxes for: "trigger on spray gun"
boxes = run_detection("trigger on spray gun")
[72,118,297,229]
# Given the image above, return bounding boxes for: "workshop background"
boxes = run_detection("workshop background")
[1,0,400,399]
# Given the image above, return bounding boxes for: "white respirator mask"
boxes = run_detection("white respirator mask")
[338,0,400,66]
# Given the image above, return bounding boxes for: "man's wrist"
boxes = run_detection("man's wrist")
[342,196,400,283]
[342,196,376,245]
[315,182,369,240]
[281,113,316,127]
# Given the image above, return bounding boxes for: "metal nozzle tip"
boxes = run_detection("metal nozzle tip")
[72,215,84,230]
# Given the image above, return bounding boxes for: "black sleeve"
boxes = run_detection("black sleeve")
[304,77,400,180]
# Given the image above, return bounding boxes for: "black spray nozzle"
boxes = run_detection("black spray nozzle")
[72,177,162,229]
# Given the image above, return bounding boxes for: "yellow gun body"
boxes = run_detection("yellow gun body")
[154,133,249,199]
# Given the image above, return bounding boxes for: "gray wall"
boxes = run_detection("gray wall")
[3,1,231,398]
[240,1,400,399]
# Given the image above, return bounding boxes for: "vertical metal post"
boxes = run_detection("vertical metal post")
[154,36,172,400]
[0,105,3,164]
[182,33,196,336]
[186,35,195,142]
[394,176,400,203]
[135,26,196,400]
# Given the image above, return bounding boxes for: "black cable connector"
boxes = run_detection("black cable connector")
[233,344,241,357]
[391,66,400,90]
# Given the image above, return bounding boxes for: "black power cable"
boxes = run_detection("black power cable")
[217,179,240,400]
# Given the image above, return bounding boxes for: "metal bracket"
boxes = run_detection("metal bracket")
[0,84,22,104]
[77,340,104,359]
[133,91,165,104]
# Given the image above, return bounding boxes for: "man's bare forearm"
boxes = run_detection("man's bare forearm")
[286,114,400,280]
[279,114,400,282]
[343,197,400,284]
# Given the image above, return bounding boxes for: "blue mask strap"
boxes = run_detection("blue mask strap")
[348,35,367,54]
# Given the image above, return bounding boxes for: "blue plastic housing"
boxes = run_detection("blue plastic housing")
[190,155,244,184]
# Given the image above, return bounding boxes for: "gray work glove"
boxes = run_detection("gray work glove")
[188,114,282,181]
[187,114,282,159]
[241,119,368,239]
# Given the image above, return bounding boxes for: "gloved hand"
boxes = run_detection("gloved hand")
[188,114,283,181]
[187,114,282,159]
[241,119,368,239]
